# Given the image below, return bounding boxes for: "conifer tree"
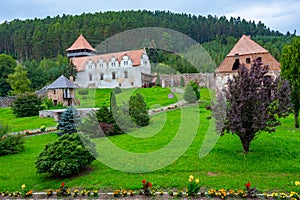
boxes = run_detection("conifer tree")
[129,93,149,127]
[183,83,197,103]
[57,106,81,136]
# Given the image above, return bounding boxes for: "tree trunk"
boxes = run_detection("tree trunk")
[295,108,299,128]
[241,138,250,154]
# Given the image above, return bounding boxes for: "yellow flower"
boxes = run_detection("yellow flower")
[195,178,199,184]
[21,184,26,189]
[295,181,300,186]
[188,175,194,182]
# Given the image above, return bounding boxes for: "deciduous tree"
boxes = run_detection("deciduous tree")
[213,59,292,153]
[0,54,16,96]
[7,64,31,95]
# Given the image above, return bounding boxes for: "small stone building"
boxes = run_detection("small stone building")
[46,75,77,106]
[215,35,280,91]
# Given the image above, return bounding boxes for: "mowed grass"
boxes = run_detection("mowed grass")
[77,87,179,108]
[0,100,299,192]
[0,108,57,132]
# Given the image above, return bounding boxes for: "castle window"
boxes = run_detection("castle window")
[119,83,122,87]
[89,74,92,81]
[124,70,128,78]
[112,72,116,80]
[124,60,128,65]
[131,82,134,86]
[53,90,56,95]
[232,59,240,70]
[246,58,250,64]
[100,73,104,80]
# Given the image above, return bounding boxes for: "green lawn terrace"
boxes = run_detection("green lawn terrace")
[0,87,299,194]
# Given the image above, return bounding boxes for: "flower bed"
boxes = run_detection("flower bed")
[1,177,300,199]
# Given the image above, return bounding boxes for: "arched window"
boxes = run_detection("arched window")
[124,70,128,78]
[232,59,240,70]
[100,73,104,80]
[112,72,116,80]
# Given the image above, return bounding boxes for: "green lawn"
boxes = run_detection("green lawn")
[77,87,180,108]
[0,103,299,193]
[0,108,57,132]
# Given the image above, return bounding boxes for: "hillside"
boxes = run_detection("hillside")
[0,10,284,60]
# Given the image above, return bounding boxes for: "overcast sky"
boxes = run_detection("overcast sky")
[0,0,299,35]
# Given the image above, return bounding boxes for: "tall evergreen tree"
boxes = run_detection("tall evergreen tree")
[280,37,300,128]
[57,106,81,136]
[129,93,149,127]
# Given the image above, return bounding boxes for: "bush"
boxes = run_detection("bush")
[190,81,200,100]
[43,97,53,109]
[113,87,122,94]
[183,84,197,103]
[11,92,43,117]
[57,106,81,136]
[35,133,97,177]
[0,123,24,156]
[129,93,149,127]
[78,89,89,96]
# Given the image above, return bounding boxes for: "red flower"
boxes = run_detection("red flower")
[142,179,146,184]
[245,182,251,189]
[61,182,65,187]
[147,182,152,188]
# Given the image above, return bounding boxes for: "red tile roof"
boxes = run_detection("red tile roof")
[216,35,280,73]
[227,35,268,56]
[72,49,145,71]
[66,34,97,52]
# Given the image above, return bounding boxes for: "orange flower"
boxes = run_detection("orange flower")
[142,179,146,184]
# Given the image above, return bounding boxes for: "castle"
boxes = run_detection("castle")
[66,35,152,88]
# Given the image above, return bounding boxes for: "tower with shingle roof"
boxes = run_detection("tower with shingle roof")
[66,34,98,58]
[215,35,280,90]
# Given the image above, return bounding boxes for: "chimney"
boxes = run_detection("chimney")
[70,76,74,83]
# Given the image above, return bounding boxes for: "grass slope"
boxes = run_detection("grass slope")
[0,108,56,132]
[0,105,299,192]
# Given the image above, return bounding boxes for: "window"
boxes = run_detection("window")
[111,62,116,67]
[144,60,148,65]
[112,72,116,80]
[124,60,128,65]
[232,59,240,70]
[257,57,262,62]
[124,70,128,78]
[100,73,104,80]
[119,83,122,87]
[89,74,92,81]
[246,58,250,64]
[53,89,56,95]
[131,82,134,86]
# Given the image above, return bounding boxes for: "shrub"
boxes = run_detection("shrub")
[190,81,200,100]
[35,133,97,177]
[180,76,185,87]
[129,93,149,127]
[0,123,24,156]
[11,92,43,117]
[183,84,197,103]
[113,87,122,94]
[78,89,89,96]
[57,106,81,136]
[43,97,53,109]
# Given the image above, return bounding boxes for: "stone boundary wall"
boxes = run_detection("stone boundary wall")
[160,73,215,88]
[0,96,15,108]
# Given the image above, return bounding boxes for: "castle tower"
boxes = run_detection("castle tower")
[66,34,98,58]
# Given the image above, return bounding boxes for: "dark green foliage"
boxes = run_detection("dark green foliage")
[57,106,81,136]
[180,76,185,87]
[129,93,149,127]
[155,74,161,86]
[281,36,300,128]
[0,123,24,156]
[78,89,89,96]
[183,84,197,103]
[113,87,122,94]
[0,54,16,96]
[35,133,97,177]
[0,11,282,62]
[213,59,292,153]
[189,81,200,100]
[11,92,43,118]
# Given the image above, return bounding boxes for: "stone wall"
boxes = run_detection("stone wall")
[160,73,215,88]
[0,96,15,108]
